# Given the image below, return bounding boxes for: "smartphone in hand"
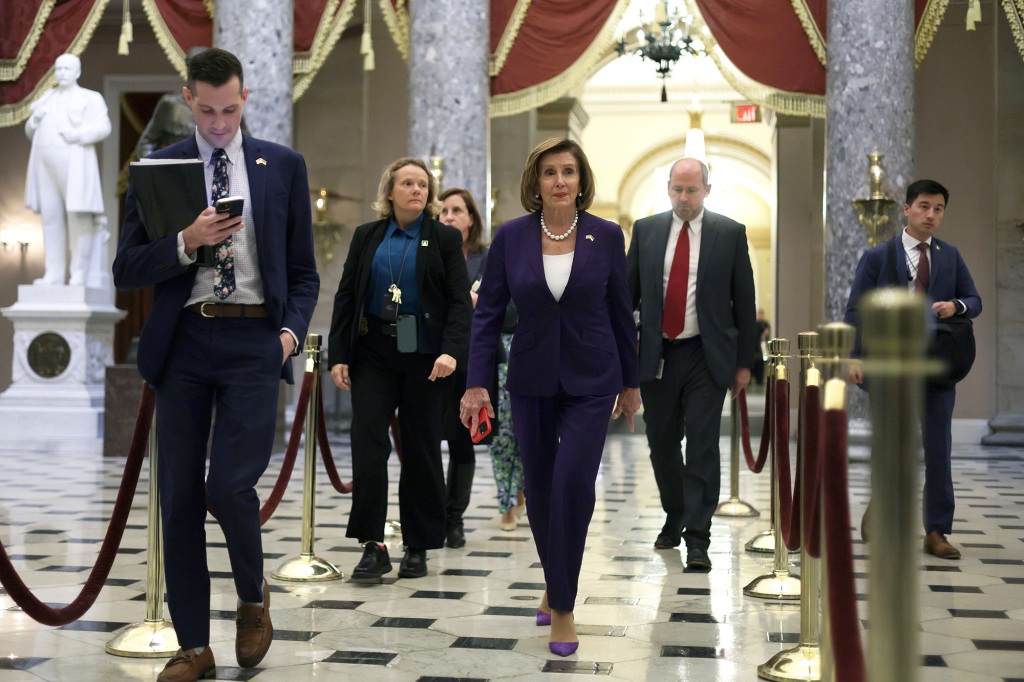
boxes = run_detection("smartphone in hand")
[215,195,244,218]
[470,407,492,444]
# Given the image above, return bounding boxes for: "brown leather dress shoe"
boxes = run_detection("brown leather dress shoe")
[236,577,273,667]
[924,531,961,560]
[156,647,216,682]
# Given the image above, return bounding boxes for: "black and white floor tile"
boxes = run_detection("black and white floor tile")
[1,418,1022,680]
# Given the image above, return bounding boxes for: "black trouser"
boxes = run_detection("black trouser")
[346,317,449,550]
[639,337,727,550]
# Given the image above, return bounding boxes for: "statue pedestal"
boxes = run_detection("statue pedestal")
[0,285,125,455]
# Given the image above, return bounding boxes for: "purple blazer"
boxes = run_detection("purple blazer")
[466,211,640,398]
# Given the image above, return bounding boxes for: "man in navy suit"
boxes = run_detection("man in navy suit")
[844,179,981,560]
[627,158,756,571]
[113,48,319,681]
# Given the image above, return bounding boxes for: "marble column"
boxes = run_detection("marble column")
[825,0,914,420]
[215,0,294,146]
[408,0,490,230]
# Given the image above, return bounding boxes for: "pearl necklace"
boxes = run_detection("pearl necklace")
[540,210,578,241]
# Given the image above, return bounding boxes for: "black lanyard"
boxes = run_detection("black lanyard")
[387,229,415,289]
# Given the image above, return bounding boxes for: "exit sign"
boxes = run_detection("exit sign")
[732,103,762,123]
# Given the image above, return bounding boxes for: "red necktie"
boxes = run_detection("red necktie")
[662,221,690,339]
[914,242,929,294]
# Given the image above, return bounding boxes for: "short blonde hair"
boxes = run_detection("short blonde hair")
[372,156,442,219]
[519,138,595,213]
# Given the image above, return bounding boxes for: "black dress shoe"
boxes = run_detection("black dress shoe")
[352,542,392,579]
[685,546,712,572]
[654,532,681,549]
[446,524,466,549]
[398,548,428,578]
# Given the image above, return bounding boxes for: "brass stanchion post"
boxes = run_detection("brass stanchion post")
[861,290,929,682]
[744,338,801,600]
[759,332,822,680]
[747,339,798,554]
[273,334,344,582]
[106,417,179,657]
[815,322,856,682]
[715,394,760,517]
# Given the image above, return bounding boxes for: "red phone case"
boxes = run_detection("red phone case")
[471,407,492,444]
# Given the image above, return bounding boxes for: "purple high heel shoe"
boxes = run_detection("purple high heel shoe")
[549,641,579,656]
[535,610,551,626]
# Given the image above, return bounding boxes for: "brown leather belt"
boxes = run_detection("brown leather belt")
[185,303,269,319]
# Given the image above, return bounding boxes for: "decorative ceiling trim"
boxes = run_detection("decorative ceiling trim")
[914,0,950,66]
[489,0,630,118]
[0,0,110,127]
[293,0,359,99]
[141,0,188,79]
[0,1,57,82]
[378,0,409,60]
[790,0,826,66]
[1002,0,1024,62]
[490,0,532,77]
[202,0,214,17]
[685,0,825,118]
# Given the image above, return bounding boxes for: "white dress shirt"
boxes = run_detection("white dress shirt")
[901,227,931,291]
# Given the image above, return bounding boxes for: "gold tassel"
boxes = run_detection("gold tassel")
[966,0,981,31]
[118,0,133,55]
[361,0,375,71]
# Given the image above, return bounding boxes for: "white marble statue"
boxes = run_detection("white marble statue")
[24,53,112,286]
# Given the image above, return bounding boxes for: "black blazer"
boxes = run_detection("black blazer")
[627,209,757,389]
[328,216,472,368]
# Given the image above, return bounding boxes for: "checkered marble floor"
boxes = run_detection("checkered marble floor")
[1,421,1023,680]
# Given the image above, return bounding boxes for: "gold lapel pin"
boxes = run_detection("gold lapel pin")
[256,158,267,165]
[585,234,595,241]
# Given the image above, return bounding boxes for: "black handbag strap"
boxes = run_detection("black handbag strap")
[885,237,899,285]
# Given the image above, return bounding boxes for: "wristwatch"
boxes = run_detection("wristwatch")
[953,299,966,315]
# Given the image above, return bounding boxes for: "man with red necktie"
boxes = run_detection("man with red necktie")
[627,158,756,572]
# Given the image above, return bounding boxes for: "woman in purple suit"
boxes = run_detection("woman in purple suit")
[460,138,641,656]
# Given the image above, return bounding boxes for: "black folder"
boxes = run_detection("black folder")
[129,158,214,266]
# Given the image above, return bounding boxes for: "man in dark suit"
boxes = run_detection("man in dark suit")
[844,179,981,560]
[113,48,319,682]
[627,157,756,571]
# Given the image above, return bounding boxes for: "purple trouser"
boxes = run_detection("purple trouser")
[510,389,616,612]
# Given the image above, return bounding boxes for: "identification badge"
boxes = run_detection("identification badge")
[655,358,665,380]
[380,292,399,322]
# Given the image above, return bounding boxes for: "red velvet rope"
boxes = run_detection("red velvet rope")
[739,379,772,473]
[0,382,154,626]
[801,384,823,558]
[258,370,316,524]
[821,407,866,682]
[775,378,801,551]
[317,379,353,494]
[206,370,314,525]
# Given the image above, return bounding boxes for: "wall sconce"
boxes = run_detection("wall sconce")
[310,188,345,263]
[1,224,33,254]
[430,154,444,190]
[851,151,896,247]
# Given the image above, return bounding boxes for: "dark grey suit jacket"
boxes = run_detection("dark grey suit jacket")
[626,208,757,390]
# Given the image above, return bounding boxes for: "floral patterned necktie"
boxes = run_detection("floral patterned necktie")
[211,148,235,299]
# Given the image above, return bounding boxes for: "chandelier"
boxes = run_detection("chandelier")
[616,0,707,102]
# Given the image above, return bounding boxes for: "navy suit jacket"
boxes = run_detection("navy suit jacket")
[327,217,472,368]
[466,211,639,398]
[113,134,320,385]
[843,234,981,350]
[627,209,757,389]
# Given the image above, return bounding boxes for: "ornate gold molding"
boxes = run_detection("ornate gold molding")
[490,0,532,77]
[377,0,409,60]
[141,0,187,79]
[1003,0,1024,62]
[915,0,951,66]
[0,0,57,82]
[490,0,631,118]
[293,0,359,99]
[790,0,826,66]
[0,0,110,127]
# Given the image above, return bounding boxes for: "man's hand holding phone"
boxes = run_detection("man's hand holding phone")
[182,196,244,256]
